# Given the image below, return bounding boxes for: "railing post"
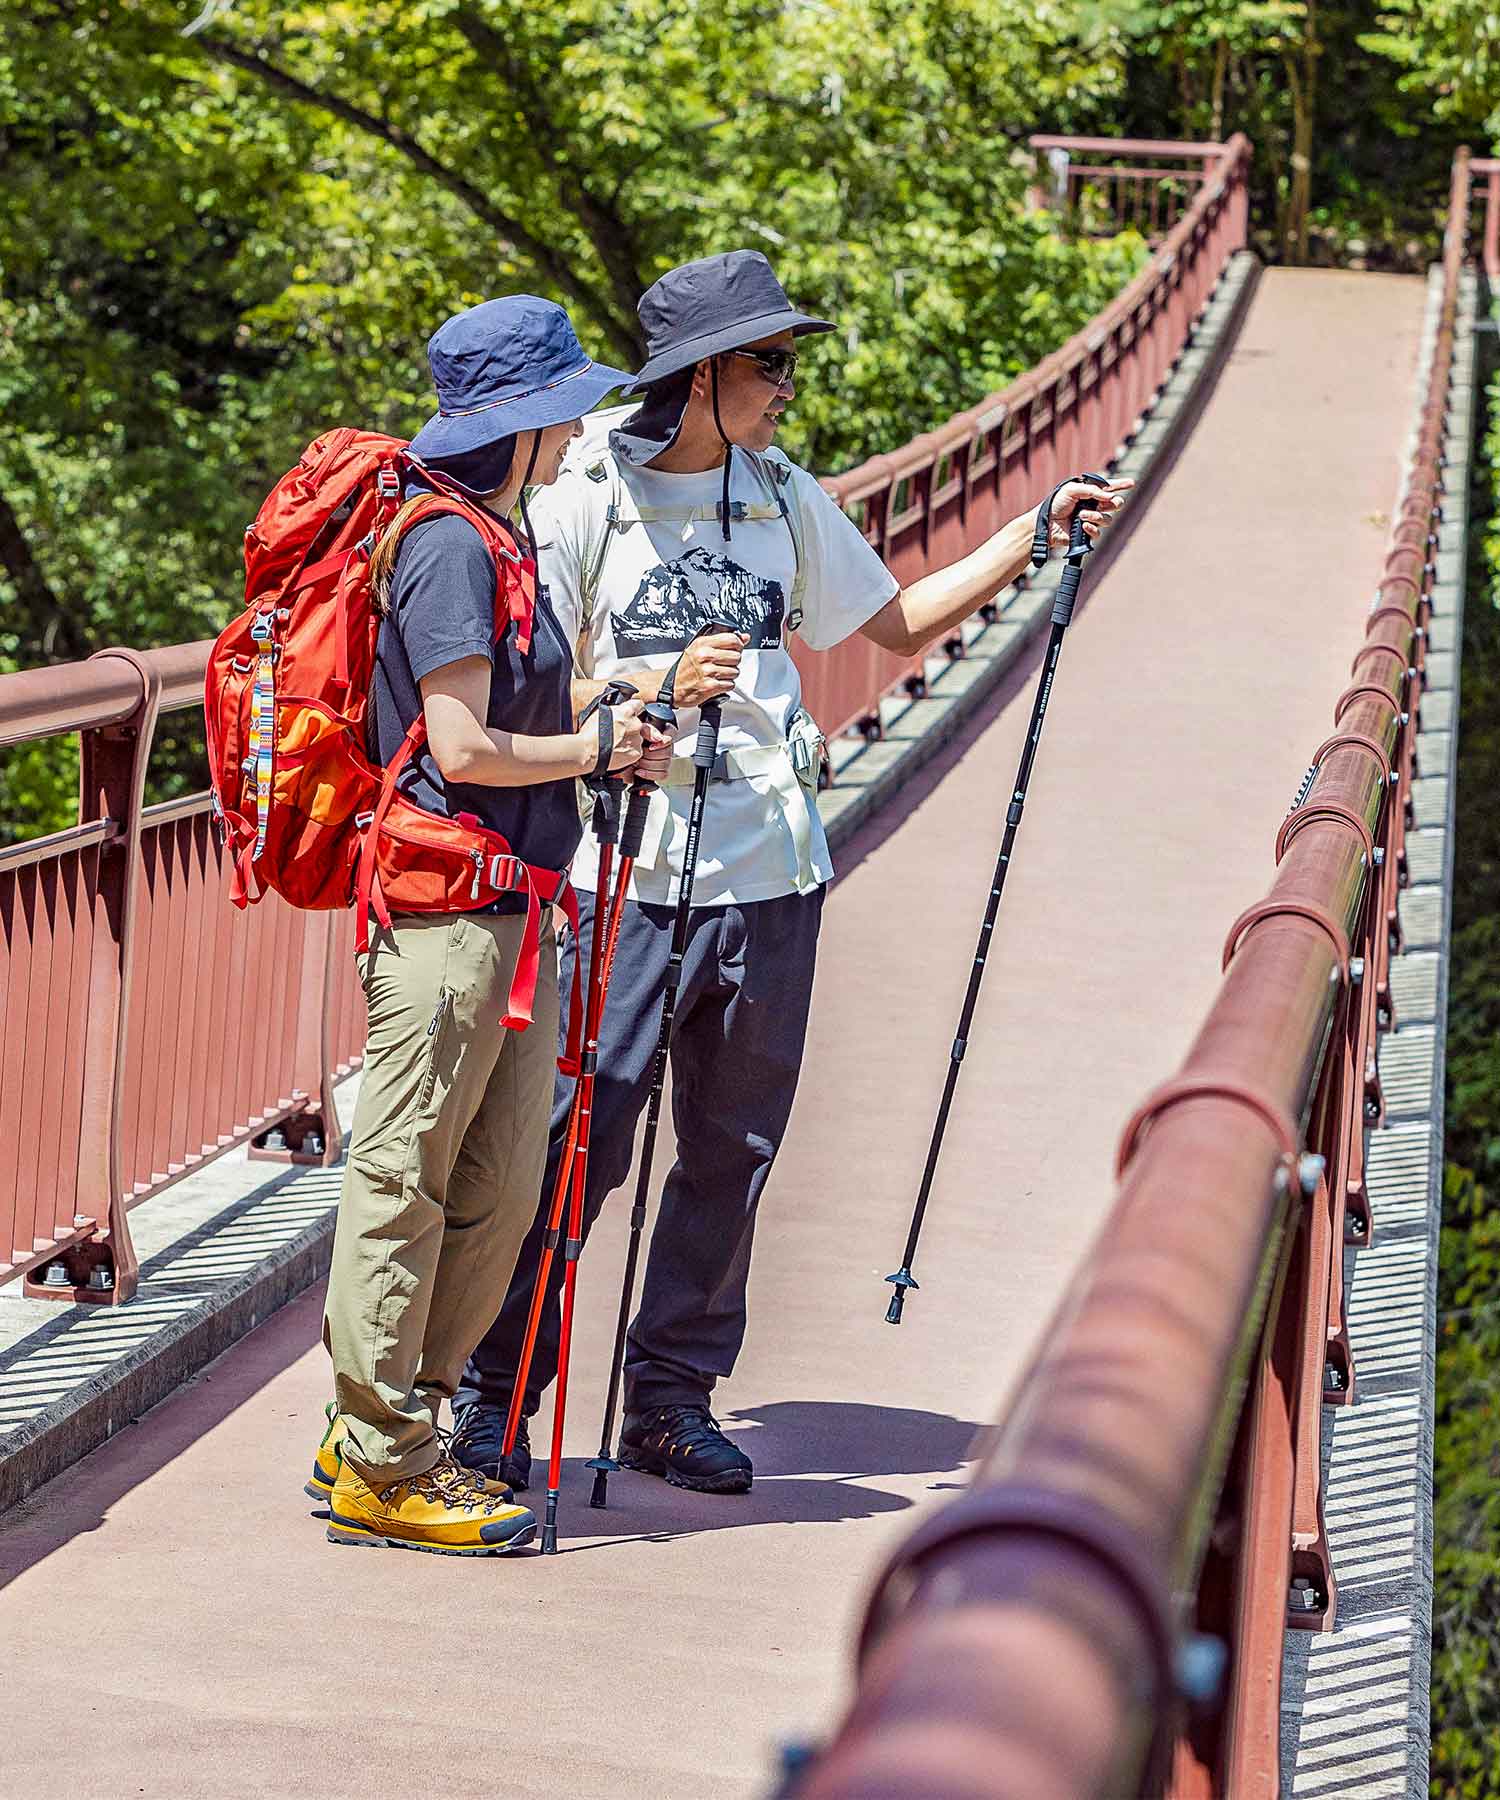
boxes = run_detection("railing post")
[25,650,161,1305]
[248,906,344,1168]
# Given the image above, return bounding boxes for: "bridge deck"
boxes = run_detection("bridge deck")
[0,269,1425,1800]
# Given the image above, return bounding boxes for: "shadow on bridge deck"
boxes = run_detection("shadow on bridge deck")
[0,267,1427,1800]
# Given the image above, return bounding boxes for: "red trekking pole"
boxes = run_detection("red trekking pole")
[538,763,656,1553]
[496,680,636,1547]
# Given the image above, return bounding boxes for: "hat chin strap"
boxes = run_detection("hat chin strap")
[710,359,735,543]
[517,431,543,565]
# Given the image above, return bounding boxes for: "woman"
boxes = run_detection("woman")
[310,296,666,1557]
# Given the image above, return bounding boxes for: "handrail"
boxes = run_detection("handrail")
[796,135,1251,744]
[797,147,1471,1800]
[1471,157,1499,284]
[0,642,211,745]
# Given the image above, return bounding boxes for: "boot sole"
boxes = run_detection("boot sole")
[618,1446,752,1494]
[326,1517,537,1555]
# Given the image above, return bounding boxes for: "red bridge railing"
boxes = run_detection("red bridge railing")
[797,149,1472,1800]
[1029,134,1231,242]
[0,650,365,1305]
[1472,157,1500,284]
[796,134,1250,746]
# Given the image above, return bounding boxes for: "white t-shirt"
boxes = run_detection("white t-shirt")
[532,450,898,907]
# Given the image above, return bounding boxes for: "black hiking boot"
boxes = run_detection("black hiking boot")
[619,1405,753,1494]
[450,1402,531,1494]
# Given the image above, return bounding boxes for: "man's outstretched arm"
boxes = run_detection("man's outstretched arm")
[860,477,1132,659]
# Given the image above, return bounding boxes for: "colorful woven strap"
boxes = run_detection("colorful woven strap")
[246,610,278,862]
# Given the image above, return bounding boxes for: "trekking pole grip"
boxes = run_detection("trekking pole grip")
[1050,503,1098,629]
[618,781,653,861]
[695,698,723,771]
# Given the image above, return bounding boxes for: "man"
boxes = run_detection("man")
[452,251,1126,1494]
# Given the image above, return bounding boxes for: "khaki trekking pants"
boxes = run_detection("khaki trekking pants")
[324,909,559,1482]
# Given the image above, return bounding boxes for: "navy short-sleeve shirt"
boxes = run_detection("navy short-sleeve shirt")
[367,503,582,883]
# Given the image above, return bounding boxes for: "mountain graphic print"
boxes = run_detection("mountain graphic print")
[612,546,785,655]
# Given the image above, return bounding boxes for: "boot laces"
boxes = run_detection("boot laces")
[650,1404,728,1455]
[393,1456,490,1513]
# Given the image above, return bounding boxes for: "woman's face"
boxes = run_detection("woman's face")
[528,419,584,486]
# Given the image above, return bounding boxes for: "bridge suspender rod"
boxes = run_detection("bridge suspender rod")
[883,476,1109,1323]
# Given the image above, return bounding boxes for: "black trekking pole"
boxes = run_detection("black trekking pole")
[588,619,737,1509]
[884,474,1109,1324]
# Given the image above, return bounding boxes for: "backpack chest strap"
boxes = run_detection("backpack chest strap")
[606,499,787,529]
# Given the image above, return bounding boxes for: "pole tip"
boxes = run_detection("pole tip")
[540,1525,558,1554]
[589,1471,610,1510]
[884,1267,917,1325]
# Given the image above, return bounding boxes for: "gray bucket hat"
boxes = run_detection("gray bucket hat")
[625,251,832,392]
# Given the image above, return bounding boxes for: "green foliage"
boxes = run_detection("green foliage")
[0,0,1146,837]
[1362,0,1500,140]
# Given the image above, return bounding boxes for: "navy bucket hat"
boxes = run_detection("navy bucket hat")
[409,296,634,464]
[625,251,832,392]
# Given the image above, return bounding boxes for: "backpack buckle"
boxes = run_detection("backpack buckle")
[249,610,276,646]
[376,468,401,497]
[489,854,521,892]
[354,810,374,831]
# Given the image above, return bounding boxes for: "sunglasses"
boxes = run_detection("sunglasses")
[728,346,799,387]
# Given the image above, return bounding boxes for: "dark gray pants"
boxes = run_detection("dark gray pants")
[458,885,824,1419]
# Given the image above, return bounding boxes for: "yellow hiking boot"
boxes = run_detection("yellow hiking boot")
[305,1405,511,1504]
[326,1454,537,1555]
[304,1403,345,1502]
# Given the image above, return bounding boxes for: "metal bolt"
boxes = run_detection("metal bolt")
[1298,1153,1326,1197]
[1324,1361,1346,1392]
[1350,957,1365,985]
[1289,1576,1321,1612]
[41,1261,70,1288]
[1348,1213,1367,1238]
[1373,847,1385,867]
[305,1130,325,1156]
[87,1264,113,1292]
[1175,1633,1229,1706]
[263,1127,288,1151]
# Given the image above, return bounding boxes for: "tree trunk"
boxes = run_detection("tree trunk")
[194,32,645,365]
[0,487,88,666]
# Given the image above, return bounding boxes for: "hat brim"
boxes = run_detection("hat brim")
[623,308,833,394]
[408,360,636,462]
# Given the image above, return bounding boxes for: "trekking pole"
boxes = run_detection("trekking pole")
[539,750,657,1554]
[501,682,636,1479]
[588,619,738,1509]
[884,475,1109,1324]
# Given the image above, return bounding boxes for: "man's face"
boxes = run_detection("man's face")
[701,329,798,453]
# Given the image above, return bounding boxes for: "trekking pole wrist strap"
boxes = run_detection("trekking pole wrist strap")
[1030,472,1110,568]
[578,679,638,790]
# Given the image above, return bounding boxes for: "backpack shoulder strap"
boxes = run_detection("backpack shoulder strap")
[374,487,535,654]
[745,449,808,632]
[577,451,625,648]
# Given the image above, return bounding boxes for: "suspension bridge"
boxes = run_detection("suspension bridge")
[0,140,1492,1798]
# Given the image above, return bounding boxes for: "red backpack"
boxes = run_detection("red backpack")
[204,428,579,1061]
